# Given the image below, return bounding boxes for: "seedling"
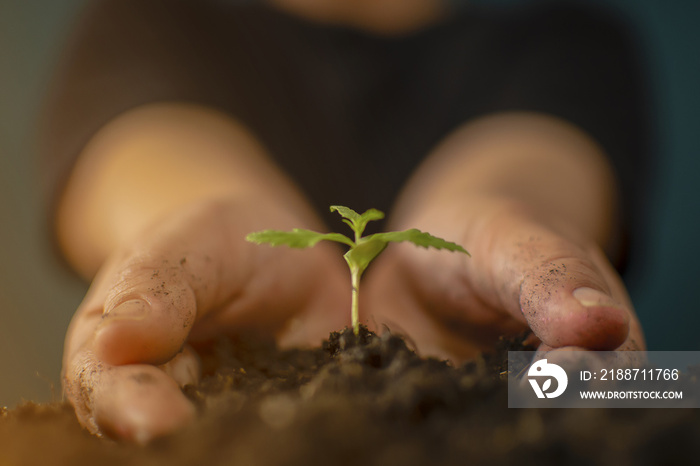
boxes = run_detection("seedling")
[246,206,469,335]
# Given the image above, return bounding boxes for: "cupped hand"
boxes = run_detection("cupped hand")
[62,197,349,443]
[362,197,644,362]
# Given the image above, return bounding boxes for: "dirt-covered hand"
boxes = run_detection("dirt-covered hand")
[62,198,349,443]
[362,198,644,362]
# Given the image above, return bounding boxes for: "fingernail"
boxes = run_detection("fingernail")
[104,299,149,321]
[572,287,620,308]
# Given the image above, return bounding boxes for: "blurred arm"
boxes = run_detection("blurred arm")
[390,112,619,254]
[56,103,316,279]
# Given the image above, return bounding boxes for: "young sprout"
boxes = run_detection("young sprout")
[245,205,469,335]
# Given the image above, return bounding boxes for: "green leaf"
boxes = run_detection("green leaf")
[367,229,470,255]
[329,205,362,224]
[343,238,387,277]
[330,205,385,238]
[355,208,385,236]
[245,229,354,249]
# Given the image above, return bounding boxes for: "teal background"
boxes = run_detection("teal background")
[0,0,698,407]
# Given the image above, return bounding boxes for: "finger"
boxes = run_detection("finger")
[518,258,630,350]
[158,344,201,387]
[63,306,201,440]
[85,240,215,365]
[466,206,635,350]
[385,200,639,352]
[78,199,263,366]
[63,349,197,444]
[61,203,229,440]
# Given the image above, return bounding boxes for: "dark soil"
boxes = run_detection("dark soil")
[2,327,699,465]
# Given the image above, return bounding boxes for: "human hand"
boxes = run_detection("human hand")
[62,197,349,443]
[362,197,644,362]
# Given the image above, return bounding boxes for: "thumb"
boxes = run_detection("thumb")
[90,253,199,366]
[472,210,633,350]
[84,201,257,366]
[518,253,630,350]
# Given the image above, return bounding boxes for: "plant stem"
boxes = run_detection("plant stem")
[351,269,360,335]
